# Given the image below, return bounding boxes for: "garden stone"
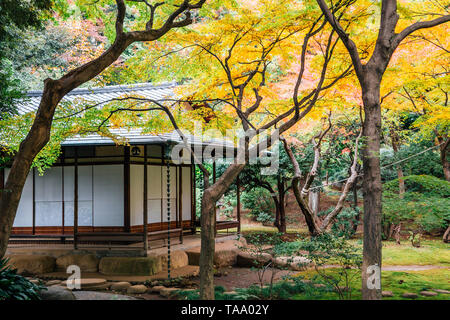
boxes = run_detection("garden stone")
[382,291,394,297]
[402,292,418,299]
[110,282,132,291]
[46,280,62,286]
[127,285,148,294]
[432,289,450,294]
[7,255,55,275]
[99,257,161,276]
[274,256,311,271]
[149,251,189,270]
[420,291,438,297]
[150,285,166,293]
[236,252,272,268]
[160,287,179,298]
[40,286,75,300]
[56,254,100,272]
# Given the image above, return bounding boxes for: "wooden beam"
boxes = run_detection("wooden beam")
[124,146,131,232]
[143,145,148,253]
[74,148,79,250]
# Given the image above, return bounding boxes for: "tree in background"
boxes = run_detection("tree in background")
[282,115,363,236]
[232,144,313,233]
[0,0,53,118]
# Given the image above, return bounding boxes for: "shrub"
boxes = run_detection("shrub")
[241,188,275,220]
[294,233,362,299]
[0,258,44,300]
[382,176,450,241]
[318,206,361,239]
[383,175,450,197]
[255,212,275,224]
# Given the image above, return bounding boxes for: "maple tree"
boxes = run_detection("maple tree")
[316,0,449,299]
[122,0,354,298]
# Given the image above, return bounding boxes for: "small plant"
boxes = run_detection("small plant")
[0,258,44,300]
[408,231,422,247]
[238,232,286,298]
[296,233,362,300]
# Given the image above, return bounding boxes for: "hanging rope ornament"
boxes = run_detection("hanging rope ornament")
[166,148,171,281]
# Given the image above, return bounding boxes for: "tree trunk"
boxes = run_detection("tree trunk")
[360,79,383,300]
[198,163,245,299]
[277,178,286,233]
[352,183,360,233]
[273,196,281,231]
[443,225,450,243]
[439,141,450,182]
[0,79,65,258]
[390,128,405,196]
[199,189,216,300]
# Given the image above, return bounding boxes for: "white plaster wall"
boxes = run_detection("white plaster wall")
[7,169,33,227]
[93,165,124,226]
[130,164,144,226]
[34,167,62,226]
[182,166,192,221]
[63,166,75,227]
[147,165,161,223]
[78,166,93,226]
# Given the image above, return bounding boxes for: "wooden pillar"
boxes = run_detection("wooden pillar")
[178,165,183,243]
[160,144,164,230]
[124,146,131,232]
[236,173,241,234]
[74,148,79,250]
[61,148,65,234]
[32,168,36,235]
[143,145,148,252]
[191,162,196,234]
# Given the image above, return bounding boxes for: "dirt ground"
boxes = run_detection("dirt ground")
[137,267,297,300]
[192,267,296,291]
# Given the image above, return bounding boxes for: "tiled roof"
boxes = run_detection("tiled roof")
[18,82,235,150]
[18,82,177,115]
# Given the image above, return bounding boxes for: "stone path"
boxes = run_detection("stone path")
[39,265,199,283]
[73,291,138,300]
[382,265,448,271]
[322,264,448,271]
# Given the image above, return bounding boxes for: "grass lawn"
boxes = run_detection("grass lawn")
[239,224,449,266]
[292,268,450,300]
[381,240,450,266]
